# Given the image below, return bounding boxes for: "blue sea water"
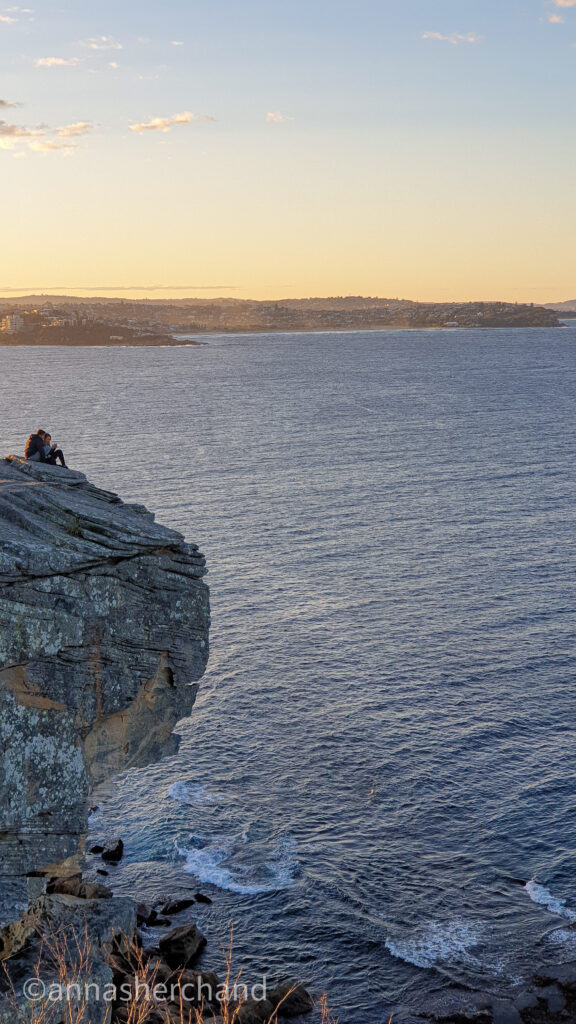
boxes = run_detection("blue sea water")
[2,328,576,1022]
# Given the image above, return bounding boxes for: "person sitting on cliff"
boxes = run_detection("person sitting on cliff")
[24,428,67,467]
[42,433,67,468]
[24,428,47,462]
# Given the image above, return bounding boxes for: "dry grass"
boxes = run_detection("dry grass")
[2,922,338,1024]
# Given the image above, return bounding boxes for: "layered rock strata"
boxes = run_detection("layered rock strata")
[0,457,210,944]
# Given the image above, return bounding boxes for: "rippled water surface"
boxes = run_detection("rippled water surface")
[2,328,576,1022]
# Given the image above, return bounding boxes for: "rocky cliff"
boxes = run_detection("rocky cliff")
[0,457,210,943]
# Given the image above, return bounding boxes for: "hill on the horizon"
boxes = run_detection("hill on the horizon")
[545,300,576,312]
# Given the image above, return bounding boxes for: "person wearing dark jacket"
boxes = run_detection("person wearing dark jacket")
[25,429,47,461]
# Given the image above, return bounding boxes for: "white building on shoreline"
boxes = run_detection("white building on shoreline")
[1,314,24,334]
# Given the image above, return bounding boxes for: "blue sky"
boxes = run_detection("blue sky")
[1,0,575,300]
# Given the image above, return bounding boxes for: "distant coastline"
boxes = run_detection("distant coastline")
[0,296,562,346]
[1,324,570,347]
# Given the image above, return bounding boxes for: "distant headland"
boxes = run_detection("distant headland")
[0,295,563,345]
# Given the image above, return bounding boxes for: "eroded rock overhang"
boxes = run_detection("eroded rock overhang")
[0,457,210,936]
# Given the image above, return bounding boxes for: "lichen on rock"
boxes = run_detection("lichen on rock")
[0,457,210,939]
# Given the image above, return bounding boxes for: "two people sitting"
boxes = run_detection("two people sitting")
[25,428,67,468]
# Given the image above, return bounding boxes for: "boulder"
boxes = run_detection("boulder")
[235,997,276,1023]
[136,903,157,926]
[46,873,112,900]
[158,923,207,969]
[143,956,174,986]
[168,968,220,1007]
[533,984,567,1014]
[489,1000,523,1024]
[268,982,314,1017]
[512,992,539,1012]
[194,893,213,905]
[101,839,125,863]
[159,898,196,916]
[533,962,576,990]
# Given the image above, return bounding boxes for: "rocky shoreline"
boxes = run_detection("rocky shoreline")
[406,963,576,1024]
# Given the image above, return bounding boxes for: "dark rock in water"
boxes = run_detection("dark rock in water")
[153,918,173,927]
[536,984,567,1013]
[46,873,112,900]
[97,869,109,877]
[90,843,106,855]
[489,1000,523,1024]
[513,992,539,1012]
[101,839,124,863]
[136,903,157,926]
[533,962,576,989]
[159,897,196,916]
[194,892,213,904]
[158,923,207,969]
[268,981,314,1017]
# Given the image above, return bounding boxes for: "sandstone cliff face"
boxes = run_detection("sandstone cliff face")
[0,457,210,936]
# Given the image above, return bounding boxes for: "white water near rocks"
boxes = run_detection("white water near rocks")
[2,328,576,1022]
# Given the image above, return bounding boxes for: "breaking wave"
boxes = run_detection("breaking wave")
[524,881,576,922]
[177,832,299,895]
[168,781,213,805]
[385,919,485,969]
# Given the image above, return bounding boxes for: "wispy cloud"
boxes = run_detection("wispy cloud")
[35,56,81,67]
[549,13,565,20]
[266,111,294,123]
[29,139,74,152]
[171,40,184,46]
[129,111,215,133]
[422,31,483,45]
[553,0,576,6]
[0,118,44,149]
[56,121,95,138]
[108,61,119,69]
[79,35,122,51]
[0,14,18,22]
[0,99,18,107]
[0,115,93,153]
[0,119,42,137]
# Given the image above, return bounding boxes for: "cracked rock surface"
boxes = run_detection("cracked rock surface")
[0,457,210,940]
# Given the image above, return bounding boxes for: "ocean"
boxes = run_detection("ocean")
[2,327,576,1022]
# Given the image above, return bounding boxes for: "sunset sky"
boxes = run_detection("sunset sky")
[1,0,575,302]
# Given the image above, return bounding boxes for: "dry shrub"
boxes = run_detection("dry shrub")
[2,922,337,1024]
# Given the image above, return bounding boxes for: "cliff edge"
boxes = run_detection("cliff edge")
[0,457,210,938]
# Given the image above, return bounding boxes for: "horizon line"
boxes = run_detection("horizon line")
[0,291,572,305]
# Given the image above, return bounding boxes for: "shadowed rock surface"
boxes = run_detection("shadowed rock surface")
[0,457,210,948]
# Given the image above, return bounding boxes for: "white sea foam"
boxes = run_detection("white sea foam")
[168,781,213,805]
[177,834,298,895]
[385,919,484,969]
[547,928,576,955]
[524,881,576,922]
